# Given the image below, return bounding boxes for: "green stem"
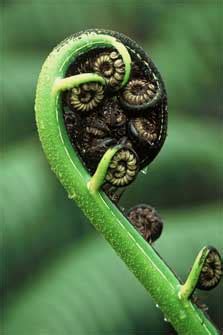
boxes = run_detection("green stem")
[179,246,210,300]
[35,32,219,335]
[52,73,106,95]
[88,145,122,193]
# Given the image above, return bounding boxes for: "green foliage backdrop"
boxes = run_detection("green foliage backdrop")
[1,1,221,334]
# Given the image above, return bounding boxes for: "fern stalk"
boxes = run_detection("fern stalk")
[35,32,219,334]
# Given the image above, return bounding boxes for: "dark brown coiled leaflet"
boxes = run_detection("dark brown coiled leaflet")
[119,78,162,111]
[69,82,104,113]
[196,247,222,291]
[93,50,125,88]
[106,147,139,187]
[129,116,158,146]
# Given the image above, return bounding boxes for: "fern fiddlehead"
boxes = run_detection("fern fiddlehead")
[35,29,221,334]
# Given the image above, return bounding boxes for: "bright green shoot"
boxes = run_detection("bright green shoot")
[35,30,220,334]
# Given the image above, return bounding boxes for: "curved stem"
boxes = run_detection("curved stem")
[179,246,210,300]
[35,32,219,335]
[52,73,106,95]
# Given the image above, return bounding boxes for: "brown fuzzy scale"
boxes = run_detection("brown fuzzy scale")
[84,115,110,138]
[63,108,82,145]
[100,98,127,128]
[77,59,94,74]
[197,248,222,291]
[80,136,117,172]
[102,184,127,204]
[127,205,163,243]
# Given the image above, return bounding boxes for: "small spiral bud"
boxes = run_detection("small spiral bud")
[123,79,156,104]
[197,247,222,291]
[129,117,158,145]
[127,204,163,243]
[106,148,139,187]
[69,82,104,112]
[93,51,125,88]
[120,78,161,111]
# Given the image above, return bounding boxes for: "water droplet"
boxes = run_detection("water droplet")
[141,166,149,175]
[68,192,77,200]
[156,304,159,308]
[164,317,169,323]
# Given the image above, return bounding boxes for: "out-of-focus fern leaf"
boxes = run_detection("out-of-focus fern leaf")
[1,55,44,147]
[2,206,221,334]
[2,1,120,52]
[151,2,221,119]
[1,140,92,291]
[2,0,172,52]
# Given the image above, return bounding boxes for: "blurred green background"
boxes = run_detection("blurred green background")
[1,0,222,334]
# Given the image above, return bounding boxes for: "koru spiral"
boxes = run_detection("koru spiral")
[197,247,222,291]
[36,30,222,319]
[63,29,167,177]
[62,29,167,243]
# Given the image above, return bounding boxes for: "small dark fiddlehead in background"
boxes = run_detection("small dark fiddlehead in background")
[179,246,222,302]
[196,247,222,291]
[127,204,163,243]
